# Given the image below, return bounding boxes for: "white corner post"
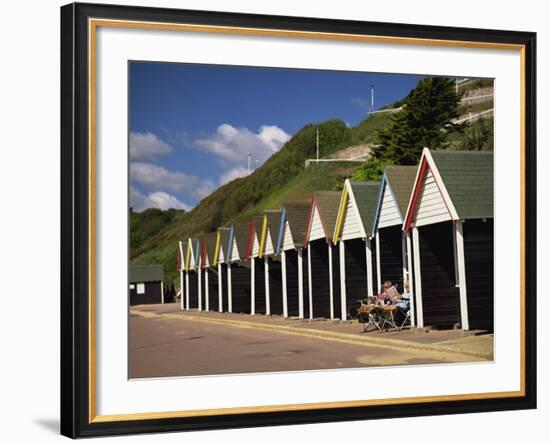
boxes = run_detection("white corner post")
[185,271,190,311]
[197,266,202,311]
[328,243,334,320]
[297,248,304,319]
[405,232,416,327]
[251,258,256,315]
[204,268,210,312]
[264,258,271,315]
[412,227,424,328]
[307,246,313,319]
[227,263,233,313]
[365,238,374,297]
[454,221,470,331]
[218,263,223,312]
[281,250,288,317]
[179,269,184,310]
[160,281,164,304]
[339,240,347,320]
[375,233,382,294]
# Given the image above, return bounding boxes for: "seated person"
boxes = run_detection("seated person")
[377,281,400,305]
[395,282,412,311]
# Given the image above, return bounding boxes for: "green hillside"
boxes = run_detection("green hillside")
[131,114,391,284]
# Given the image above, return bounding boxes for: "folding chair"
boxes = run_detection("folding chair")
[396,307,411,331]
[378,305,399,331]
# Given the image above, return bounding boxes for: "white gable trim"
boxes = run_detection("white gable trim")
[282,221,295,251]
[378,181,403,229]
[264,229,275,255]
[341,179,367,241]
[308,205,326,242]
[230,237,240,262]
[251,232,260,258]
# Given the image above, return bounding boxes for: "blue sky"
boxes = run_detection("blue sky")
[129,62,423,211]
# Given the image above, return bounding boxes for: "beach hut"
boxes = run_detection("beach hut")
[178,240,185,310]
[304,191,341,319]
[228,223,253,314]
[372,166,418,324]
[201,232,219,312]
[259,209,284,315]
[333,180,380,319]
[276,201,310,319]
[183,238,200,309]
[247,216,266,315]
[403,148,494,331]
[129,265,164,305]
[214,226,231,312]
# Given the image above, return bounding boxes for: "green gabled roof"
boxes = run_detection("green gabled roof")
[349,181,381,237]
[203,231,218,266]
[430,150,493,219]
[130,265,164,283]
[284,200,310,248]
[233,222,251,260]
[265,209,282,236]
[313,191,341,241]
[218,227,231,257]
[252,216,263,238]
[384,166,418,215]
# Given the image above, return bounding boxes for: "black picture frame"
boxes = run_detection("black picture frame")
[60,2,537,438]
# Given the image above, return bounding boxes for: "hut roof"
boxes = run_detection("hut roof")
[233,222,251,260]
[430,150,493,219]
[384,166,418,215]
[265,209,282,238]
[348,181,381,238]
[130,265,164,283]
[203,231,218,264]
[218,227,231,258]
[312,191,341,241]
[284,200,310,248]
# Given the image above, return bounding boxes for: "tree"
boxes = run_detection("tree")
[351,157,389,182]
[372,77,462,164]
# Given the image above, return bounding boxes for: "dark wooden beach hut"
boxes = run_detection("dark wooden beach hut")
[183,238,200,309]
[403,148,494,331]
[228,223,252,314]
[129,265,164,305]
[372,165,418,324]
[202,231,219,312]
[248,216,266,315]
[304,191,341,319]
[215,226,231,312]
[333,180,380,319]
[276,201,310,319]
[259,209,284,315]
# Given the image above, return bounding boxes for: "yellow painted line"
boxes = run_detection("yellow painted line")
[213,231,221,266]
[131,309,490,361]
[258,214,268,258]
[185,239,192,271]
[333,186,348,244]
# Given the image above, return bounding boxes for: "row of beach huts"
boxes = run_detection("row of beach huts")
[176,148,494,331]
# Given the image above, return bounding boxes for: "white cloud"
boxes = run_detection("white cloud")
[130,186,192,212]
[219,166,251,186]
[130,162,215,200]
[130,131,172,161]
[193,123,291,166]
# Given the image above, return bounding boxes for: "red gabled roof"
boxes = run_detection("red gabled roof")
[403,154,454,232]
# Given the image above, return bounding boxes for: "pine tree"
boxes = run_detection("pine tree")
[372,77,462,164]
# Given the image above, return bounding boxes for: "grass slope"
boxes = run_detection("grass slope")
[132,113,392,284]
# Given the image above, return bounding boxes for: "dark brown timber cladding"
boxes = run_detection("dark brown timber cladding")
[343,238,368,317]
[229,263,251,314]
[284,250,301,317]
[302,250,310,319]
[220,264,227,312]
[199,270,206,309]
[187,271,198,309]
[206,268,219,312]
[129,281,162,305]
[331,244,342,319]
[309,239,332,318]
[268,258,283,315]
[463,219,494,331]
[254,257,266,314]
[419,222,461,328]
[379,225,405,292]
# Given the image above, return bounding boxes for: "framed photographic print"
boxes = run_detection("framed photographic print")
[60,2,537,438]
